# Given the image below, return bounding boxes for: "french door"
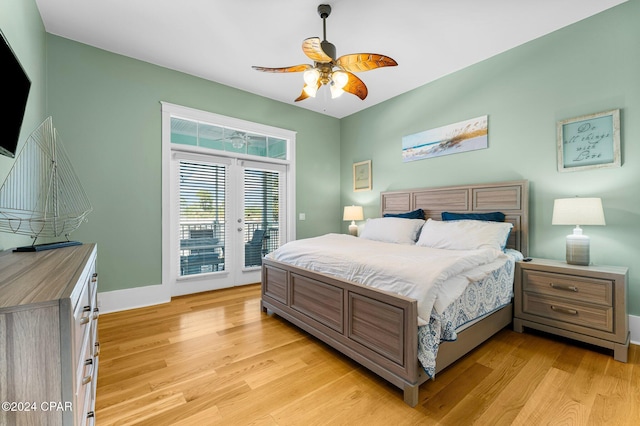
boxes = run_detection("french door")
[170,152,287,296]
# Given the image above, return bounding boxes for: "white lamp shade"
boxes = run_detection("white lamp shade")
[303,84,318,98]
[330,84,345,99]
[332,71,348,89]
[552,197,605,226]
[343,205,364,221]
[343,205,363,236]
[303,69,320,86]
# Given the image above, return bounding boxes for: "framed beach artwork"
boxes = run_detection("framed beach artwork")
[353,160,371,192]
[557,109,621,172]
[402,115,488,162]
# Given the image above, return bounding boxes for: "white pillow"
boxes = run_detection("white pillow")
[416,218,512,251]
[359,217,425,245]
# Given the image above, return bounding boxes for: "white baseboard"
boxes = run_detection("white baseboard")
[97,283,170,314]
[629,314,640,345]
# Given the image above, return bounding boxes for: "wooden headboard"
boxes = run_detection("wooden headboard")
[380,180,529,256]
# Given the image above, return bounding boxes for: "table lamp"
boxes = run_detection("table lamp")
[343,205,364,236]
[552,197,605,266]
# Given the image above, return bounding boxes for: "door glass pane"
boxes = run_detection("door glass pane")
[244,168,280,268]
[179,160,226,276]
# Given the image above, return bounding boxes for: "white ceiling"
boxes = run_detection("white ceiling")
[36,0,627,119]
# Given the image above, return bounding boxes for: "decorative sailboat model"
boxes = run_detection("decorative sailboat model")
[0,116,92,251]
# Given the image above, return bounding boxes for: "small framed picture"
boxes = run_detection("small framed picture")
[557,109,621,172]
[353,160,371,192]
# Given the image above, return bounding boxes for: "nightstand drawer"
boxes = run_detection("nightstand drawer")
[523,270,612,306]
[522,293,613,332]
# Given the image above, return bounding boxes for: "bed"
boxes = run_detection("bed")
[260,180,529,406]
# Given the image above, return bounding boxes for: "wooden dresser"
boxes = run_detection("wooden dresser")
[0,244,99,426]
[514,258,629,362]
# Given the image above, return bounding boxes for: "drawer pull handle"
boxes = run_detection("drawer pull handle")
[92,273,98,282]
[94,341,101,357]
[93,307,100,320]
[82,359,93,385]
[550,305,578,315]
[80,306,92,325]
[549,283,578,292]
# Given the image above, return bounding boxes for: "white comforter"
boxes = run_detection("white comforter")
[266,233,509,325]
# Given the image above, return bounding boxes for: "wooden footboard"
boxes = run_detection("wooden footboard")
[261,258,426,405]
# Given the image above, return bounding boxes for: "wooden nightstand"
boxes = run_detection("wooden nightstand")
[514,258,629,362]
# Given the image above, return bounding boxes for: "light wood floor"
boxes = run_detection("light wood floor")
[96,284,639,425]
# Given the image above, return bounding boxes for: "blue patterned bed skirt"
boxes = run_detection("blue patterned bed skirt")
[417,249,523,377]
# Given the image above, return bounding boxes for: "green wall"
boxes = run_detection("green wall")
[44,36,340,293]
[341,0,640,315]
[0,0,47,251]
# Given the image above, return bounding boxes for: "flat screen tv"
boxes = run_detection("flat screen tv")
[0,28,31,158]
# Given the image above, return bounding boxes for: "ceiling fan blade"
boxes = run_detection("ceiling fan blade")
[302,37,333,63]
[336,54,398,73]
[342,72,368,100]
[252,64,312,73]
[294,89,310,102]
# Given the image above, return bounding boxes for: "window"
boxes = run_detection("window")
[171,117,287,159]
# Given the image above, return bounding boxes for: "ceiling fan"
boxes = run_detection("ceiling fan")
[252,4,398,102]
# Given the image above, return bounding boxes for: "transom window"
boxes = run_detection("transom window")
[170,117,287,159]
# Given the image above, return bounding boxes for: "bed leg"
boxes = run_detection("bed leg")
[403,384,419,407]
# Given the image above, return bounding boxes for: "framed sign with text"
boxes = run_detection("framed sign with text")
[557,109,621,172]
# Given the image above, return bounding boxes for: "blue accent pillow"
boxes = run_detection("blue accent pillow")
[384,208,425,220]
[441,211,505,222]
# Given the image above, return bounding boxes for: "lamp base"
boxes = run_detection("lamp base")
[566,233,590,266]
[348,222,358,236]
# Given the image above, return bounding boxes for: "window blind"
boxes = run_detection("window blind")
[243,168,279,267]
[179,160,226,276]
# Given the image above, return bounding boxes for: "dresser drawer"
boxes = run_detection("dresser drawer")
[523,270,612,306]
[76,376,93,426]
[522,292,613,332]
[75,339,96,426]
[73,282,92,365]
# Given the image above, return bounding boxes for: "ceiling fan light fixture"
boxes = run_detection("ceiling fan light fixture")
[332,71,348,89]
[303,69,320,86]
[330,83,344,99]
[303,84,318,98]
